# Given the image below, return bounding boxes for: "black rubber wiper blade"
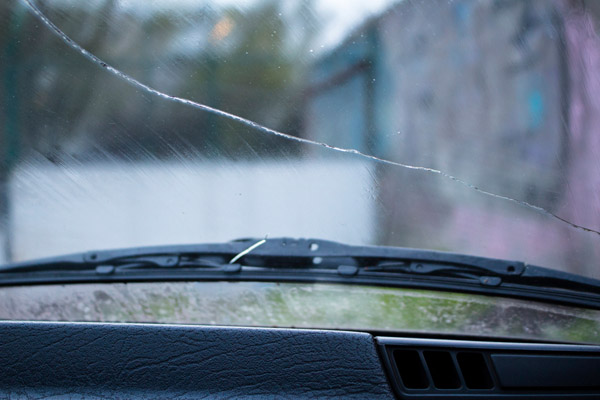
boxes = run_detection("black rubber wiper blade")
[0,237,581,283]
[0,241,253,273]
[518,264,600,294]
[367,260,600,294]
[0,237,524,272]
[366,260,524,278]
[1,237,599,309]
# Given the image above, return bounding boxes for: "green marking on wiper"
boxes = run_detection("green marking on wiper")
[229,239,267,264]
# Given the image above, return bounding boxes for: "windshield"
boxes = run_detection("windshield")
[1,0,599,282]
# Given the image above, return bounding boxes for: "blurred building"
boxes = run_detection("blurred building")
[303,0,600,276]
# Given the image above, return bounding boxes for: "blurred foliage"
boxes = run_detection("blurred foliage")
[0,0,319,168]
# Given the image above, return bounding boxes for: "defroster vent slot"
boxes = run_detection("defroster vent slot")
[457,352,493,389]
[423,351,461,389]
[393,350,429,389]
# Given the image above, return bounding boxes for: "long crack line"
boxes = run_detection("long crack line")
[22,0,600,237]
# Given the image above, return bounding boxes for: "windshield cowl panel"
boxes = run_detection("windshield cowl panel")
[0,281,598,344]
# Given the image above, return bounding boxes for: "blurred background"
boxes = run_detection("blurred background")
[1,0,600,278]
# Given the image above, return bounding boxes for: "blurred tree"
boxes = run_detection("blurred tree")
[0,0,318,163]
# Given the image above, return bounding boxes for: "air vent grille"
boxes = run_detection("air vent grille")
[379,337,600,399]
[393,350,428,389]
[423,350,461,389]
[391,348,492,392]
[457,352,493,389]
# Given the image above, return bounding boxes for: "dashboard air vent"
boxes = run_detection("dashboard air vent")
[457,352,493,389]
[378,337,600,399]
[393,350,428,389]
[423,351,461,389]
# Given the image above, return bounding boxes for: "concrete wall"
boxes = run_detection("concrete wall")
[8,158,375,261]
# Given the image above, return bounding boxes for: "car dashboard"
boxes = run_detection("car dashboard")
[1,321,599,399]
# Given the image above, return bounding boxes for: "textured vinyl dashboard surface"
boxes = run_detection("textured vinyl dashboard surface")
[0,321,395,399]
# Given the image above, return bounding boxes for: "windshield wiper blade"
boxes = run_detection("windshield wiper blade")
[0,241,255,273]
[0,236,521,271]
[1,237,599,309]
[0,252,246,275]
[366,260,600,294]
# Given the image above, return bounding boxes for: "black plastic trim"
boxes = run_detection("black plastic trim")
[377,337,600,399]
[3,238,600,310]
[1,269,599,310]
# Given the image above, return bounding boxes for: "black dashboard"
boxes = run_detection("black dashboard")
[1,321,599,399]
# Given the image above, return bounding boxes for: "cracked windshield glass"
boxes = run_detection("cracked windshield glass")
[1,0,600,337]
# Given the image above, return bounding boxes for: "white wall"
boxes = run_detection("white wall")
[0,231,7,264]
[8,158,375,261]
